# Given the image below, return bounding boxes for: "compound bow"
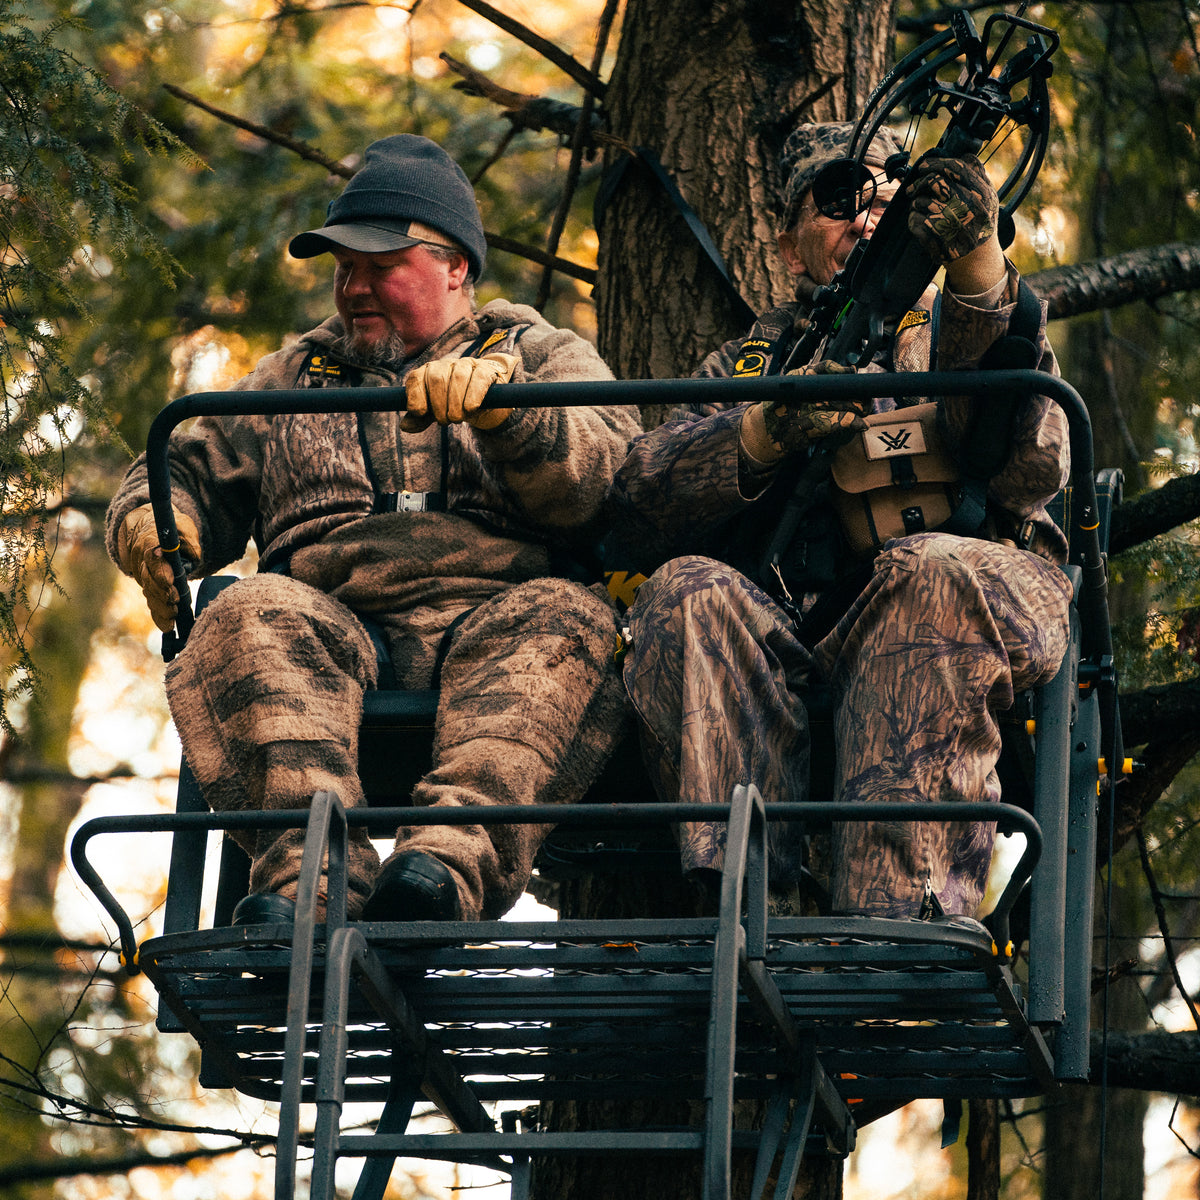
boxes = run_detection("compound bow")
[784,5,1059,371]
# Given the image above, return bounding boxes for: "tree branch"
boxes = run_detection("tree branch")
[1117,680,1200,750]
[1090,1030,1200,1096]
[1108,720,1200,853]
[163,83,597,284]
[0,761,150,786]
[1137,830,1200,1029]
[163,85,351,177]
[1030,241,1200,322]
[0,1141,268,1186]
[440,53,621,150]
[536,0,620,309]
[450,0,604,96]
[485,234,595,284]
[1109,472,1200,555]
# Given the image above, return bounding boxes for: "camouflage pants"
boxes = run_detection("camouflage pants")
[623,532,1073,917]
[166,572,626,919]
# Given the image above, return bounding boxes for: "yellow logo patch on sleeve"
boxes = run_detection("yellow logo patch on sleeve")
[897,309,931,333]
[732,338,772,377]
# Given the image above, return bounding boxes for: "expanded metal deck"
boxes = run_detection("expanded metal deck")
[143,915,1051,1107]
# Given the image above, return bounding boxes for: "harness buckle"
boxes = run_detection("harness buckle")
[397,491,431,512]
[375,491,441,513]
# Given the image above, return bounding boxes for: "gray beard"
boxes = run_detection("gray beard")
[336,328,408,367]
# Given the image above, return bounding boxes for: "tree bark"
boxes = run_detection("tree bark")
[595,0,897,388]
[1108,471,1200,556]
[550,4,896,1198]
[1029,241,1200,322]
[1106,678,1200,855]
[0,542,117,1200]
[966,1100,999,1200]
[1092,1031,1200,1097]
[1043,893,1150,1200]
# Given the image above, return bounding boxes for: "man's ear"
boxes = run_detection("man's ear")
[778,228,806,276]
[446,252,471,290]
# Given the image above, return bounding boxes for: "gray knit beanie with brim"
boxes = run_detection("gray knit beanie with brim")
[289,135,487,280]
[779,121,904,228]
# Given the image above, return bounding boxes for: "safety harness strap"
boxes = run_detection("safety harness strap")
[941,278,1043,538]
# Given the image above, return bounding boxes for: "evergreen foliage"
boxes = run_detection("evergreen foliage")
[0,0,187,726]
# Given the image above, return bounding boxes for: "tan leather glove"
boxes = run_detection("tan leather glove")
[400,352,519,433]
[761,359,868,454]
[905,151,999,264]
[115,503,201,632]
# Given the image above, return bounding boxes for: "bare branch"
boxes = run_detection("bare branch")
[162,83,597,284]
[896,2,1005,36]
[1030,241,1200,321]
[1137,830,1200,1029]
[450,0,604,96]
[163,85,351,178]
[0,1049,293,1151]
[441,53,538,112]
[536,0,620,309]
[1109,472,1200,555]
[440,53,615,148]
[486,234,596,285]
[0,1141,268,1187]
[0,762,143,786]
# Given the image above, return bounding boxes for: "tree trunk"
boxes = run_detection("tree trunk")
[595,0,897,388]
[545,3,896,1197]
[1042,888,1149,1200]
[530,875,845,1200]
[0,542,117,1199]
[967,1100,999,1200]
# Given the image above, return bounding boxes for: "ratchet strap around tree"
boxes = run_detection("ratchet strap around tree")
[595,145,757,329]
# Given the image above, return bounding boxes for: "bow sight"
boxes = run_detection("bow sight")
[785,5,1059,370]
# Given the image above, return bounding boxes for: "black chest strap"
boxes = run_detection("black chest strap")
[942,279,1042,537]
[366,322,533,515]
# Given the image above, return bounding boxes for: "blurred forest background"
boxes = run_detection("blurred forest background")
[2,0,1199,1196]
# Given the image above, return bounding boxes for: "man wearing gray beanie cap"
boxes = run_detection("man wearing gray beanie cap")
[289,134,489,281]
[611,119,1073,926]
[108,133,640,928]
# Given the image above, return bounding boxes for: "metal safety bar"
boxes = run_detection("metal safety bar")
[143,368,1123,826]
[146,370,1109,663]
[71,798,1041,979]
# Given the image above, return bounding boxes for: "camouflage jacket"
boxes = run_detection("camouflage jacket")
[608,264,1070,586]
[107,300,641,613]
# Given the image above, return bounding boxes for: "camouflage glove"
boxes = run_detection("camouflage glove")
[116,502,201,632]
[401,352,519,433]
[905,151,998,264]
[762,359,868,454]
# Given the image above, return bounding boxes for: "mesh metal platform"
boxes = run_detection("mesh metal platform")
[142,915,1050,1108]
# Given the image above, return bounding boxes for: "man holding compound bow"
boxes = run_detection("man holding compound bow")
[608,122,1072,920]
